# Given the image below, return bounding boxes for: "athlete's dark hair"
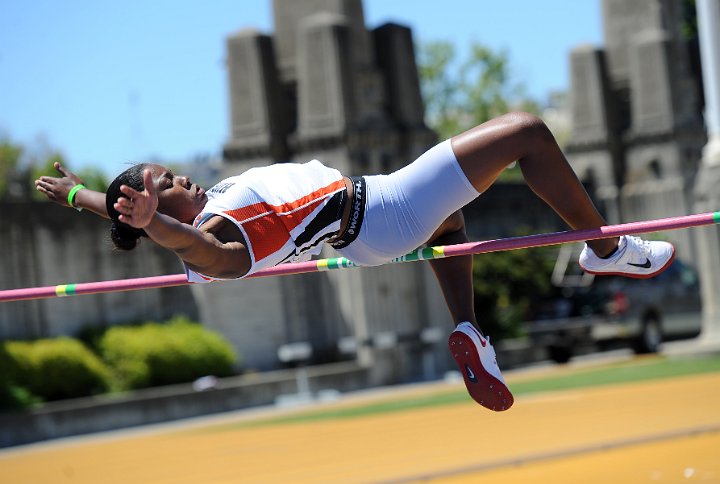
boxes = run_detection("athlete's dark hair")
[105,164,149,251]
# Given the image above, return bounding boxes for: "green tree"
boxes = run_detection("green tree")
[472,246,558,341]
[77,166,109,193]
[0,134,109,201]
[0,139,23,200]
[680,0,697,40]
[417,41,462,140]
[418,40,540,140]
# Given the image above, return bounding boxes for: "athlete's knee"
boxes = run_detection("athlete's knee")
[504,112,555,147]
[445,210,465,233]
[428,210,466,244]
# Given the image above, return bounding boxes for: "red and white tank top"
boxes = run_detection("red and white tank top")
[186,160,346,282]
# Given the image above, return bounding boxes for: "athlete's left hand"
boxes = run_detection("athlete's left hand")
[115,169,158,228]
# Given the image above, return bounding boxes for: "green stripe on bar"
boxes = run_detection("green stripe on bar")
[327,258,353,269]
[404,249,420,262]
[714,212,720,224]
[418,246,445,260]
[55,284,76,297]
[420,247,437,259]
[318,257,354,269]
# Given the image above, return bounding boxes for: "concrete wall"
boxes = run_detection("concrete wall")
[0,362,369,448]
[0,202,199,340]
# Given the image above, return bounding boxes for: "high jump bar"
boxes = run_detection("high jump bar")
[1,211,718,303]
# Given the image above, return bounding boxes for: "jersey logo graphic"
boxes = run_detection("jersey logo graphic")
[208,182,234,194]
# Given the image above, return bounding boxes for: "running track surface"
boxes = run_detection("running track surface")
[1,372,718,483]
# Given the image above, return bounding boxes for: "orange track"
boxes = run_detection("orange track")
[1,372,719,483]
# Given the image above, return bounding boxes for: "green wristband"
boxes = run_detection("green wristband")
[68,184,86,211]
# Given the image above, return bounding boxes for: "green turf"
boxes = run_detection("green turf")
[203,355,720,431]
[509,355,720,394]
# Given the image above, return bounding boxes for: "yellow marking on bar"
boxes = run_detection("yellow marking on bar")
[55,285,69,297]
[317,259,329,271]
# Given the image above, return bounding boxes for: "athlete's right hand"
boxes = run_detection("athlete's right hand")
[34,162,85,207]
[115,169,158,229]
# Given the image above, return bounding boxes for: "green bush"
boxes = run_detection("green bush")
[99,316,237,390]
[0,384,40,411]
[2,337,112,402]
[0,344,38,410]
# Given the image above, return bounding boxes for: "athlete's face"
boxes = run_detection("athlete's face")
[148,164,208,224]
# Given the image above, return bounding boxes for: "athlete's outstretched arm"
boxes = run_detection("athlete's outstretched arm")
[34,162,109,218]
[114,169,250,279]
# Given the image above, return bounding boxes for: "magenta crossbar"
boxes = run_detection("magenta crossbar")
[1,211,718,303]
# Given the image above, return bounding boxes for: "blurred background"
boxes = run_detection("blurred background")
[1,0,720,463]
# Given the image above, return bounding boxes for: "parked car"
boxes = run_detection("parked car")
[526,259,703,363]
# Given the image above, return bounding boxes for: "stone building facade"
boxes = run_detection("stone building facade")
[566,0,706,263]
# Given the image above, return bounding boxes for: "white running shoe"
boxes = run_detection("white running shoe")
[579,235,675,279]
[448,322,514,412]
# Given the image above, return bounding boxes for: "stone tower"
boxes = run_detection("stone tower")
[566,0,705,262]
[190,0,450,383]
[222,0,435,176]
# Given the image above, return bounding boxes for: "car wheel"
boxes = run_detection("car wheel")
[633,317,662,354]
[549,345,573,364]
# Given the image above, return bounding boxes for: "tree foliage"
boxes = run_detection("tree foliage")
[0,135,108,201]
[472,246,558,341]
[680,0,698,40]
[418,40,541,140]
[77,166,109,193]
[0,139,23,200]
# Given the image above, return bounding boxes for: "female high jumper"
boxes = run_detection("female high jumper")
[36,112,675,411]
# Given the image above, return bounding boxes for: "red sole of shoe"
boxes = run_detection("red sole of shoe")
[448,332,514,412]
[580,248,676,279]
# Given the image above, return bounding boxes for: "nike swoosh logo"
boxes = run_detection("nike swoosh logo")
[469,327,488,347]
[628,259,652,269]
[465,364,478,383]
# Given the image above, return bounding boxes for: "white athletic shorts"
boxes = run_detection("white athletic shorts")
[335,140,480,266]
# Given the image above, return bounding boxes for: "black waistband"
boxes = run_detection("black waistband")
[330,176,366,250]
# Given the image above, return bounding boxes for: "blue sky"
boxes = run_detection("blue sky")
[0,1,603,177]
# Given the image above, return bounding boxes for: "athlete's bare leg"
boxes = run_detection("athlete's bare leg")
[428,112,616,327]
[426,210,476,325]
[451,112,617,256]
